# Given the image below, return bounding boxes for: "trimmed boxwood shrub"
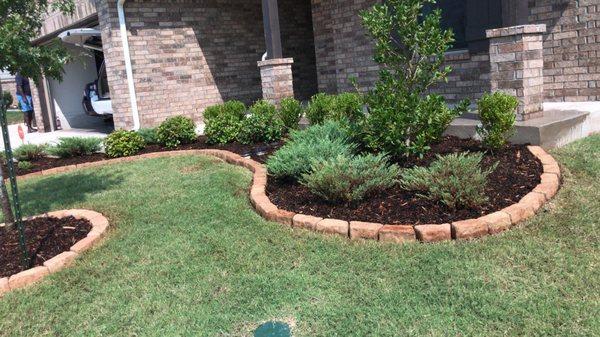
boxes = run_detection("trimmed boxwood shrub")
[47,137,102,158]
[237,100,284,145]
[277,97,303,131]
[477,92,519,149]
[267,121,354,180]
[301,153,400,203]
[157,116,197,149]
[104,130,146,158]
[400,152,497,210]
[204,100,247,144]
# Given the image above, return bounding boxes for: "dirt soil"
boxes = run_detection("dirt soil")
[1,216,92,278]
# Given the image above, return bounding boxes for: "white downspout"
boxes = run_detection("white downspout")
[117,0,140,130]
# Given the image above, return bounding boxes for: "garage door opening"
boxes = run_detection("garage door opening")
[49,28,113,133]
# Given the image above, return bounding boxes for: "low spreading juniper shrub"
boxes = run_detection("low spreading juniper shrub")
[400,152,497,210]
[301,153,400,203]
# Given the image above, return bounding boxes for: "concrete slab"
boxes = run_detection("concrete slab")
[446,102,598,148]
[0,123,109,150]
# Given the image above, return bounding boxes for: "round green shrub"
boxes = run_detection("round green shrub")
[237,100,283,145]
[476,92,518,149]
[104,130,146,158]
[277,97,303,131]
[204,100,247,144]
[2,91,13,108]
[157,116,197,149]
[137,128,159,145]
[306,93,335,125]
[17,160,34,171]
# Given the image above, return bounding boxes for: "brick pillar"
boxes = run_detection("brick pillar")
[257,58,294,104]
[487,24,546,121]
[30,78,47,132]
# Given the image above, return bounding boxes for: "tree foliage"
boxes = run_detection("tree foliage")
[359,0,469,157]
[0,0,74,81]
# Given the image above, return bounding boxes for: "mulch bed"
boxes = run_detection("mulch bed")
[0,216,92,278]
[8,136,281,176]
[266,137,543,225]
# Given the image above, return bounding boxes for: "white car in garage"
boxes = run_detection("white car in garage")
[59,28,113,117]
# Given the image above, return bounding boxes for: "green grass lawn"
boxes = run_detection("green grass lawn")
[5,110,22,125]
[0,136,598,336]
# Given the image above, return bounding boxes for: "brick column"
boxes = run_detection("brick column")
[487,24,546,121]
[257,58,294,104]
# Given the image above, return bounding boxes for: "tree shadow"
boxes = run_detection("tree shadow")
[15,171,124,217]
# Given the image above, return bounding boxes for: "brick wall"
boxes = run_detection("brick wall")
[38,0,97,39]
[97,0,267,129]
[280,0,319,101]
[529,0,600,102]
[311,0,380,94]
[430,51,491,104]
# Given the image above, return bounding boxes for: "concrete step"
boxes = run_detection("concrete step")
[446,109,591,148]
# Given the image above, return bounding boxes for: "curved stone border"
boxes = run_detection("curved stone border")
[10,146,560,244]
[0,209,109,297]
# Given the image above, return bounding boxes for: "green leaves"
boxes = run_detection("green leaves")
[104,130,146,158]
[0,0,74,81]
[157,116,197,149]
[476,92,519,150]
[359,0,466,157]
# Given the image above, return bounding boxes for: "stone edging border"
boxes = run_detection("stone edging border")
[0,209,109,297]
[11,146,560,245]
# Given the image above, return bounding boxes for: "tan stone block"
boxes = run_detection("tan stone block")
[415,224,451,242]
[316,219,349,237]
[349,221,383,240]
[502,203,535,224]
[520,192,547,212]
[266,209,296,226]
[378,225,416,243]
[70,234,101,254]
[451,219,489,240]
[43,251,78,273]
[8,266,49,290]
[0,277,8,296]
[253,195,277,217]
[292,214,322,230]
[479,212,512,234]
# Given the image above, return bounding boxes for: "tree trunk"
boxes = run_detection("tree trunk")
[0,81,15,228]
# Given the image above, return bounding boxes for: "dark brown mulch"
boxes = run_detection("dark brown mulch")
[266,137,543,225]
[0,216,92,278]
[8,136,282,176]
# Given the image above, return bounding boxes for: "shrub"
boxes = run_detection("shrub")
[331,92,364,123]
[47,137,102,158]
[13,144,46,161]
[301,153,400,203]
[237,100,284,145]
[2,91,13,108]
[204,100,246,144]
[477,92,518,149]
[267,121,354,180]
[17,160,33,171]
[137,128,159,145]
[104,130,146,158]
[305,93,364,126]
[278,97,303,131]
[306,93,335,125]
[359,0,469,157]
[400,152,497,209]
[157,115,197,149]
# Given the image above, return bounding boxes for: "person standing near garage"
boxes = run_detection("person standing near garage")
[15,73,37,133]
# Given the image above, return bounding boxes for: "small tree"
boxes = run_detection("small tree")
[1,0,74,265]
[359,0,469,157]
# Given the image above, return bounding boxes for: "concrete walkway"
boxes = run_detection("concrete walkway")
[0,123,110,150]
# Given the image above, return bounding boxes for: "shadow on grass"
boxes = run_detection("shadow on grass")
[15,171,124,216]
